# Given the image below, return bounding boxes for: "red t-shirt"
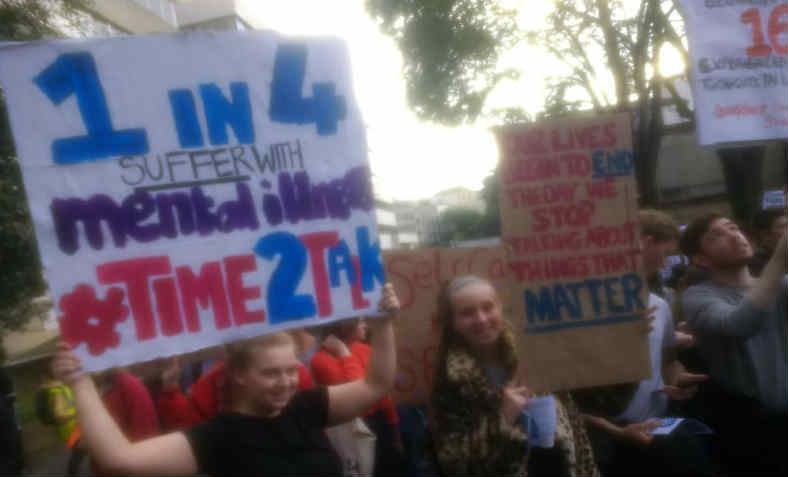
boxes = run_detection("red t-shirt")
[102,370,160,441]
[156,388,203,431]
[96,370,160,475]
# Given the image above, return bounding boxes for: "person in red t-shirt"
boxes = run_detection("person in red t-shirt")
[92,368,161,475]
[97,369,160,441]
[311,318,406,477]
[155,357,202,431]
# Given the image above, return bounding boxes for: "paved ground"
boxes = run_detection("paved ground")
[25,447,92,476]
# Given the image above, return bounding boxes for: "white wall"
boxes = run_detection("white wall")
[398,231,418,245]
[174,0,239,27]
[83,0,177,33]
[375,208,397,227]
[379,233,394,250]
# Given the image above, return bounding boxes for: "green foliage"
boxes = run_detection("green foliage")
[0,134,46,332]
[366,0,520,125]
[366,0,691,123]
[478,167,501,237]
[0,0,87,335]
[0,0,86,40]
[431,207,487,245]
[366,0,703,206]
[534,0,692,120]
[488,106,531,126]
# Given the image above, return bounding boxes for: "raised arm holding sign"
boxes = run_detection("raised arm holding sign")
[51,283,400,476]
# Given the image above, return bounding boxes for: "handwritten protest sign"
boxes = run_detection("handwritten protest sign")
[0,31,384,372]
[763,189,786,209]
[384,247,512,405]
[677,1,788,146]
[495,113,651,394]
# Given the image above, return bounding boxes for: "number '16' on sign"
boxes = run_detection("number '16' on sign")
[741,5,788,57]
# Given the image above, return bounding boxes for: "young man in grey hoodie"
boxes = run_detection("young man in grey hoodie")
[681,213,787,476]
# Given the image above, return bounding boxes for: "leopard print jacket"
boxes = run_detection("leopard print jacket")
[431,346,600,477]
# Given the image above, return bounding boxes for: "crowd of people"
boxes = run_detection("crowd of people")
[11,204,788,476]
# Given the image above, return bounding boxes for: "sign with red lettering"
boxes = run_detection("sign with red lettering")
[677,1,788,145]
[495,112,651,394]
[384,247,512,405]
[0,32,384,372]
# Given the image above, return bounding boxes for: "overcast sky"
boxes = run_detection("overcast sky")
[239,0,684,202]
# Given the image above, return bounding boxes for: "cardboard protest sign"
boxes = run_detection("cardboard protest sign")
[0,31,384,372]
[384,247,512,405]
[495,113,651,394]
[677,1,788,146]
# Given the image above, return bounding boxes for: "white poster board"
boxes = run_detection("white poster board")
[677,1,788,146]
[0,30,384,371]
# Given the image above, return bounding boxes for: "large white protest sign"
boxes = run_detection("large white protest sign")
[677,0,788,146]
[0,30,384,371]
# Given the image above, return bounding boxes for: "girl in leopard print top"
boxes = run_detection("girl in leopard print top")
[429,276,599,477]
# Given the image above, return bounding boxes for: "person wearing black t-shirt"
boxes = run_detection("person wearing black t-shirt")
[51,283,401,477]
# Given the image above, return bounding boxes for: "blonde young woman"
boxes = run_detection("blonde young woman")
[51,283,400,477]
[429,275,600,477]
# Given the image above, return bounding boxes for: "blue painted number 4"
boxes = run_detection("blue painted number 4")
[269,44,347,135]
[34,52,149,165]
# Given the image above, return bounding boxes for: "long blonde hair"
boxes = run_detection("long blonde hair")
[432,276,518,377]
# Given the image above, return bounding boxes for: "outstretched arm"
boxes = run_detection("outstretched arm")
[326,283,398,426]
[749,232,787,307]
[53,344,198,476]
[582,414,660,448]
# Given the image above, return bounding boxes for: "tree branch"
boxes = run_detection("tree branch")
[596,0,629,107]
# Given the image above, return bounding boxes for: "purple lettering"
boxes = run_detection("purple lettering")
[51,195,128,254]
[156,191,196,238]
[122,190,160,242]
[279,171,312,223]
[216,183,259,232]
[51,184,259,254]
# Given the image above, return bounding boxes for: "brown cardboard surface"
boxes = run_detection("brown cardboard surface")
[496,112,651,394]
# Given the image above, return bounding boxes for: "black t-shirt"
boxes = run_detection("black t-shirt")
[186,387,342,476]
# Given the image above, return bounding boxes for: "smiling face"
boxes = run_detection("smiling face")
[234,343,300,417]
[694,218,754,269]
[449,281,504,350]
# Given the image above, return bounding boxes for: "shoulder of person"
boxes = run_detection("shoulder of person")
[681,281,723,304]
[286,387,330,427]
[310,348,338,364]
[116,370,141,385]
[648,293,669,311]
[289,387,327,410]
[349,342,371,355]
[683,280,716,294]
